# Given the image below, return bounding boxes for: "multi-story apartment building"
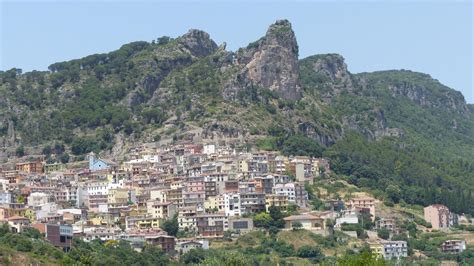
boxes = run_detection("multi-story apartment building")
[204,181,217,199]
[125,215,161,230]
[424,204,455,230]
[108,188,129,207]
[254,176,274,194]
[0,191,13,204]
[196,213,228,237]
[223,193,241,217]
[265,194,288,212]
[240,192,266,215]
[166,187,183,207]
[27,192,49,207]
[146,201,177,219]
[15,160,43,174]
[32,223,73,252]
[382,241,408,260]
[178,206,197,231]
[441,240,466,254]
[347,197,376,221]
[273,182,308,208]
[375,217,399,234]
[370,240,408,260]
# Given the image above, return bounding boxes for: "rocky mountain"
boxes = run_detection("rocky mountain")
[228,19,302,101]
[1,19,473,215]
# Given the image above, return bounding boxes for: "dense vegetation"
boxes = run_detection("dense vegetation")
[0,222,401,265]
[0,224,171,265]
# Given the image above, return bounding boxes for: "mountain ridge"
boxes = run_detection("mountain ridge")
[1,19,473,215]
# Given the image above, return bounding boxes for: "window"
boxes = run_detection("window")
[60,235,66,243]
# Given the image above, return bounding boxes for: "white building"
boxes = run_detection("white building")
[86,181,109,196]
[224,193,241,217]
[0,191,12,204]
[382,240,408,260]
[203,144,216,155]
[273,183,296,202]
[35,202,58,220]
[27,192,49,207]
[335,210,359,228]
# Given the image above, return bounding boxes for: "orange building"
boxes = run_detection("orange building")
[15,160,43,174]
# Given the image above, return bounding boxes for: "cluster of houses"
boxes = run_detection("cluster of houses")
[0,142,469,259]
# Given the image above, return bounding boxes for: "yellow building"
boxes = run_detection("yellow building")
[15,160,43,174]
[265,194,288,212]
[108,189,129,207]
[125,215,161,230]
[90,216,108,226]
[24,209,36,223]
[146,201,177,219]
[150,189,168,202]
[369,242,384,258]
[238,159,249,173]
[0,206,28,221]
[204,196,219,211]
[43,163,64,174]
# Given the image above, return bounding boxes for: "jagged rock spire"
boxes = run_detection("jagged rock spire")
[234,19,302,100]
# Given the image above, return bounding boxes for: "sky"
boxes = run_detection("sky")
[1,0,473,103]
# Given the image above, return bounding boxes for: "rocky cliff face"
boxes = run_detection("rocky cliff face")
[387,82,468,114]
[358,70,469,115]
[299,54,354,101]
[229,20,302,101]
[302,54,352,87]
[177,29,218,58]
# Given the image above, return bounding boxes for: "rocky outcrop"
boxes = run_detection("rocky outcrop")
[303,54,352,87]
[299,54,354,100]
[177,29,218,58]
[388,82,468,114]
[359,70,469,115]
[229,19,302,101]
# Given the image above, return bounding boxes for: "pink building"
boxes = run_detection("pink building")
[347,197,376,221]
[424,204,451,230]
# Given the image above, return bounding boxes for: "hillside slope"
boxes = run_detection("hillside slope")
[0,20,473,215]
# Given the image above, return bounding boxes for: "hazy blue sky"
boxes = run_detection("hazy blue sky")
[1,1,473,102]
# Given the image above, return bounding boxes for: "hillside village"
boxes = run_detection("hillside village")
[0,140,473,264]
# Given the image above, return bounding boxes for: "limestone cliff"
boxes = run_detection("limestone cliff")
[229,19,302,101]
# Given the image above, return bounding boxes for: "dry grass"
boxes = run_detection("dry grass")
[448,231,474,244]
[277,230,319,250]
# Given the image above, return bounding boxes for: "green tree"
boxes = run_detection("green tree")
[297,245,323,259]
[21,227,43,239]
[71,137,98,155]
[15,145,25,157]
[53,143,65,154]
[386,184,402,203]
[377,228,390,240]
[59,153,70,163]
[160,214,178,236]
[0,223,10,236]
[292,221,303,230]
[253,212,273,228]
[268,206,285,228]
[17,195,25,204]
[281,134,324,157]
[42,145,52,155]
[180,248,207,264]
